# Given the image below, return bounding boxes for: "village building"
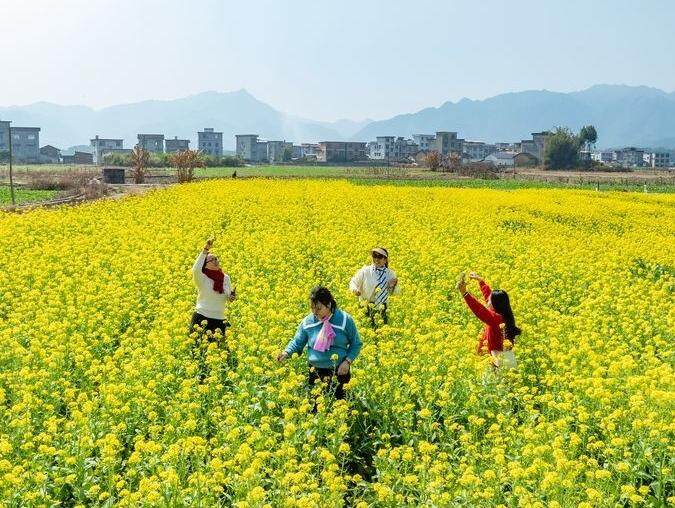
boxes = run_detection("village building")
[643,152,670,168]
[412,134,436,152]
[613,147,644,167]
[0,121,10,154]
[591,151,614,164]
[165,136,190,153]
[235,134,268,162]
[62,151,94,164]
[513,152,538,167]
[40,145,61,164]
[300,143,320,158]
[485,151,517,167]
[317,141,368,162]
[494,142,520,152]
[266,140,292,162]
[430,131,464,155]
[91,136,124,164]
[6,126,41,163]
[198,128,223,157]
[137,134,164,153]
[368,136,419,161]
[463,141,497,161]
[519,131,551,163]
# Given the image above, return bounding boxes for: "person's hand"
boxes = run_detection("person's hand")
[456,272,467,294]
[337,359,351,376]
[204,237,214,251]
[387,277,398,289]
[277,351,289,362]
[469,272,484,283]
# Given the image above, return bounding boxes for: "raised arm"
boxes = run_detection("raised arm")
[284,322,309,357]
[463,293,502,327]
[469,272,491,302]
[479,281,492,302]
[192,238,213,277]
[192,250,207,278]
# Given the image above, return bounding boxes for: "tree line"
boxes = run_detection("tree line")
[544,125,597,170]
[102,150,243,169]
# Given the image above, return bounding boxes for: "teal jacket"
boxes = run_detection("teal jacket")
[284,309,362,369]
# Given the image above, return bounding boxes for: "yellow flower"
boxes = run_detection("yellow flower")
[0,178,670,506]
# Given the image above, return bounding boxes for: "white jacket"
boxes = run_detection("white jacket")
[192,251,232,320]
[349,265,400,303]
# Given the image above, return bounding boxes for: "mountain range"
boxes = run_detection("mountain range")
[1,85,674,150]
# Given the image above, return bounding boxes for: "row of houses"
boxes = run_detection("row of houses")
[0,122,97,164]
[234,131,549,166]
[235,130,674,169]
[0,121,226,165]
[235,135,371,163]
[591,147,670,168]
[135,130,225,157]
[90,129,222,164]
[2,116,672,169]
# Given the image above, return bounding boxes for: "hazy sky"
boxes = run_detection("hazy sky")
[1,0,674,121]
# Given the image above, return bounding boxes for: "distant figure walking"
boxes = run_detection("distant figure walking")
[456,272,520,368]
[349,247,400,326]
[277,286,362,400]
[191,237,236,340]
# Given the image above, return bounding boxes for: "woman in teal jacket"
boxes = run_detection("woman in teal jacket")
[277,286,362,400]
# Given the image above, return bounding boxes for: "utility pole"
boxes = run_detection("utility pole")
[7,122,15,206]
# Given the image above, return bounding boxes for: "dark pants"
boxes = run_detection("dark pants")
[190,312,232,381]
[308,366,351,400]
[365,303,388,326]
[190,312,228,338]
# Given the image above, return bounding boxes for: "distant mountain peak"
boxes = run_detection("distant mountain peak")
[2,84,674,150]
[352,84,675,149]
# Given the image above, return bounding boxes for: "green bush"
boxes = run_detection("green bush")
[203,155,243,167]
[544,127,581,170]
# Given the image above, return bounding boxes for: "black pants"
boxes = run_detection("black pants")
[190,312,232,381]
[190,312,228,338]
[308,366,351,400]
[365,303,388,326]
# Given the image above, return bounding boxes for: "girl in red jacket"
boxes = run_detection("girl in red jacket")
[456,272,521,367]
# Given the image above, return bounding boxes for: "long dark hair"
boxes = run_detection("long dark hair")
[490,290,521,342]
[309,286,337,313]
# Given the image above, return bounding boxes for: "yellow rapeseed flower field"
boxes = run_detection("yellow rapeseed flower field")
[0,179,673,507]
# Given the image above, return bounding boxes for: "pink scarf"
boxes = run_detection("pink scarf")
[313,316,336,352]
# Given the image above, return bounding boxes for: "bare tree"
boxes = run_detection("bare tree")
[130,146,150,184]
[170,149,206,183]
[425,151,441,171]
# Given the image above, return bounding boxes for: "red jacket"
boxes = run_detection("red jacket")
[463,281,504,354]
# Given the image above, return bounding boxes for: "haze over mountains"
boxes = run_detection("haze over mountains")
[1,85,674,151]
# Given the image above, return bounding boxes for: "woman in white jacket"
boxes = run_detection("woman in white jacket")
[349,247,400,325]
[190,237,236,340]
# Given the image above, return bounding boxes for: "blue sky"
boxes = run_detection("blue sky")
[1,0,674,121]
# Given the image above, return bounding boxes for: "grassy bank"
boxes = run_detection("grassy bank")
[2,164,674,195]
[0,186,58,205]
